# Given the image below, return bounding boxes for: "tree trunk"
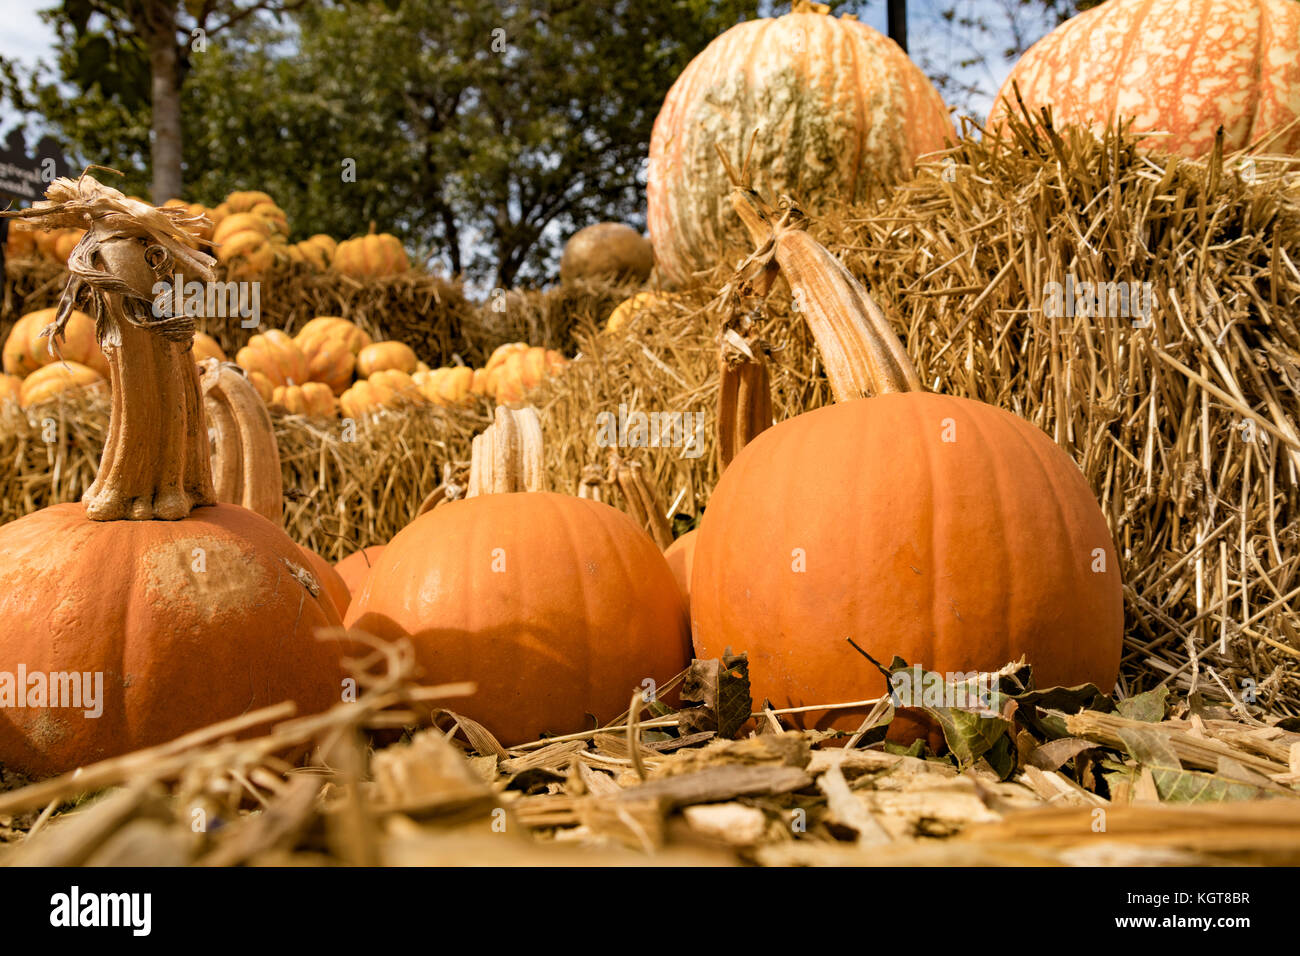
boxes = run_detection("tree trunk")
[148,4,184,203]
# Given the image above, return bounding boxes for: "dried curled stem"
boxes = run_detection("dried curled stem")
[416,462,467,516]
[200,359,283,524]
[466,405,546,496]
[608,452,674,550]
[2,173,218,520]
[717,314,774,470]
[717,146,923,401]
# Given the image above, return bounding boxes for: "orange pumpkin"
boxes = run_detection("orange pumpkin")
[663,529,697,609]
[989,0,1300,159]
[689,190,1122,739]
[236,330,310,388]
[295,316,372,357]
[605,291,678,334]
[560,223,654,286]
[333,232,409,278]
[491,347,567,404]
[287,234,337,271]
[272,381,339,418]
[356,340,418,377]
[0,373,23,406]
[0,181,344,778]
[19,361,105,407]
[224,190,275,213]
[345,406,690,745]
[4,308,109,378]
[50,228,86,264]
[214,213,275,278]
[4,221,38,258]
[647,2,952,283]
[335,544,387,597]
[297,335,356,395]
[414,366,476,406]
[338,369,424,419]
[299,545,352,617]
[192,331,227,365]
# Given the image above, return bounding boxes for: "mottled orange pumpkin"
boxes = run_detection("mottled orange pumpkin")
[990,0,1300,159]
[4,308,109,378]
[559,223,654,286]
[333,233,409,279]
[0,178,345,778]
[647,2,953,283]
[335,545,387,598]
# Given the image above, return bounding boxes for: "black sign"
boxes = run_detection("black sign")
[0,130,72,203]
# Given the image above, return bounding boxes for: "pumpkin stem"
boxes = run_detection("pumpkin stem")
[4,174,219,520]
[416,462,466,516]
[467,405,546,496]
[719,154,923,401]
[576,464,605,501]
[200,359,283,524]
[717,316,773,470]
[608,452,674,550]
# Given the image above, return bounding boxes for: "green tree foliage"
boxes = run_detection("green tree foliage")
[4,0,759,286]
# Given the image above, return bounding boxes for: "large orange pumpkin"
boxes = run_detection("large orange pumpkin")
[647,1,952,283]
[689,189,1123,738]
[345,406,690,745]
[0,177,345,778]
[989,0,1300,158]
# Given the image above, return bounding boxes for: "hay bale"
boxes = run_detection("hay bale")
[523,115,1300,710]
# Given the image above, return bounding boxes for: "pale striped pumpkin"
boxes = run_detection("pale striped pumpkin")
[647,1,952,283]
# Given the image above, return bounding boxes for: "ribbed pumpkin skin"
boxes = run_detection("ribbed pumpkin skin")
[647,10,952,283]
[690,393,1123,733]
[0,503,346,777]
[345,492,691,745]
[990,0,1300,158]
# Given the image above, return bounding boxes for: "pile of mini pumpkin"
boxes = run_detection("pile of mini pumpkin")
[234,320,568,420]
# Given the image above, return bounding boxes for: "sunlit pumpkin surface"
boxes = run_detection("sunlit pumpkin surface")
[345,492,690,745]
[691,392,1124,733]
